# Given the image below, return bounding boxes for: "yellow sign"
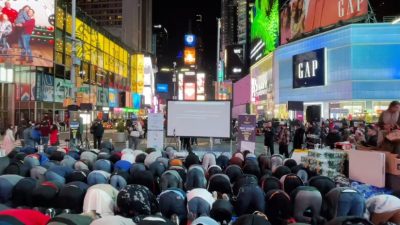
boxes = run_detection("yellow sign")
[131,54,145,93]
[184,47,196,65]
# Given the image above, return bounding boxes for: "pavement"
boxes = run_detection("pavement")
[1,129,291,156]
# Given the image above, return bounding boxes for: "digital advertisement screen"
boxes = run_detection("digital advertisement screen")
[184,83,196,100]
[156,83,169,93]
[109,88,119,108]
[280,0,368,44]
[293,48,326,89]
[184,34,196,47]
[184,47,196,65]
[0,0,54,67]
[250,0,279,65]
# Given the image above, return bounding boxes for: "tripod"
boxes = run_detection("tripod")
[82,123,91,150]
[167,129,180,150]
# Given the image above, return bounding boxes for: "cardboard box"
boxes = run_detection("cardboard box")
[384,152,400,176]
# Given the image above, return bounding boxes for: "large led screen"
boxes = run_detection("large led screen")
[280,0,368,44]
[167,101,232,138]
[0,0,54,67]
[250,0,279,65]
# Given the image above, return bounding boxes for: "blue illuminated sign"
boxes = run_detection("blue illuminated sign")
[157,84,169,93]
[184,34,196,47]
[293,48,326,89]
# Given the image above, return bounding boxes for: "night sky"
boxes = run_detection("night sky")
[153,0,221,77]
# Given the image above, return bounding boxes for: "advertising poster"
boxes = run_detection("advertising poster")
[196,73,205,95]
[133,93,141,109]
[42,74,54,102]
[184,47,196,65]
[147,130,164,151]
[109,88,119,108]
[148,113,164,131]
[281,0,368,44]
[15,71,36,101]
[250,0,279,64]
[184,83,196,100]
[55,78,72,103]
[0,0,54,67]
[238,115,256,153]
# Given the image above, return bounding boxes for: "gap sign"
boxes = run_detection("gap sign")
[293,48,326,89]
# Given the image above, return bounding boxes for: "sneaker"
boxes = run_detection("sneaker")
[171,214,179,225]
[27,59,33,63]
[45,208,56,218]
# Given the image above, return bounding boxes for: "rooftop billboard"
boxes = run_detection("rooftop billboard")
[280,0,368,44]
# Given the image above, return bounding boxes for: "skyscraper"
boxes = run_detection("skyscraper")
[236,0,254,75]
[77,0,152,52]
[152,24,169,67]
[221,0,238,52]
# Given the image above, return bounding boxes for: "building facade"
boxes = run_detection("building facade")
[274,24,400,122]
[0,0,153,131]
[77,0,152,52]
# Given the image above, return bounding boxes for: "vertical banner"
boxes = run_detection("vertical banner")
[147,113,164,151]
[238,115,256,153]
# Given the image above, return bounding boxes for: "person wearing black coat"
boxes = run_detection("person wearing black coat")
[90,119,104,149]
[326,127,342,149]
[263,122,275,156]
[293,124,305,150]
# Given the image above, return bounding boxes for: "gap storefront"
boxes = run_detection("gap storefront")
[274,24,400,122]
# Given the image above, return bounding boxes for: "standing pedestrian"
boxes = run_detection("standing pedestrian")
[293,122,305,150]
[40,113,51,146]
[31,123,41,146]
[1,124,15,155]
[90,119,104,149]
[22,121,34,147]
[128,119,142,150]
[278,123,290,158]
[263,122,275,156]
[49,124,59,146]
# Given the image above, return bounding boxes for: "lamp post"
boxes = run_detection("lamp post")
[70,0,77,102]
[173,62,177,100]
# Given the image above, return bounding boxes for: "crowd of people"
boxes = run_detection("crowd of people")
[1,113,59,156]
[0,1,36,61]
[260,101,400,156]
[0,101,399,224]
[0,138,399,225]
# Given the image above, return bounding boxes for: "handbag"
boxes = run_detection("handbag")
[386,129,400,142]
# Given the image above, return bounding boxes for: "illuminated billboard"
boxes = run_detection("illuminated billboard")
[280,0,368,44]
[184,47,196,65]
[0,0,54,67]
[184,83,196,100]
[250,0,279,65]
[196,73,205,95]
[156,84,169,93]
[184,34,196,47]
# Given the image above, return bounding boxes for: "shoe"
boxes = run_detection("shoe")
[17,57,25,61]
[45,208,56,218]
[27,59,33,63]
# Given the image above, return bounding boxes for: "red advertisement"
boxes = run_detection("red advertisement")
[281,0,368,44]
[184,83,196,100]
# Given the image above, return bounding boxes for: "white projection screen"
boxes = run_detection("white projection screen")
[167,101,232,138]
